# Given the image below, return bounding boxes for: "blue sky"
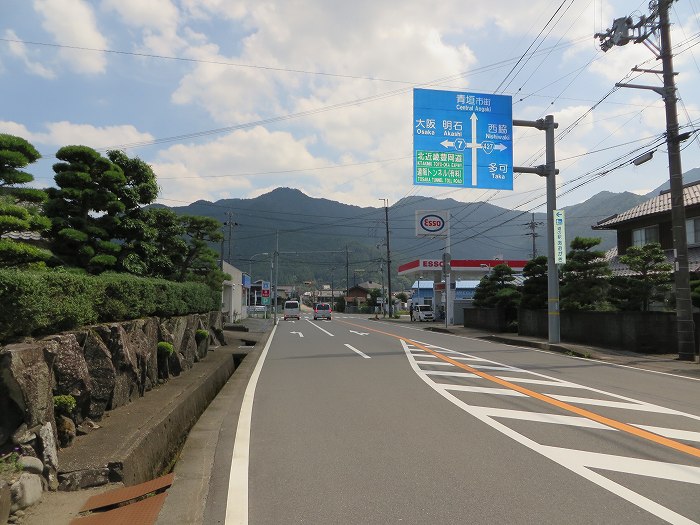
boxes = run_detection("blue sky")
[1,0,699,212]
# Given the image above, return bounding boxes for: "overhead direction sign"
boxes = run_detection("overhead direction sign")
[554,210,566,264]
[413,88,513,190]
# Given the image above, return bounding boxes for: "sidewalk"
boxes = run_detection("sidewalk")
[374,314,700,379]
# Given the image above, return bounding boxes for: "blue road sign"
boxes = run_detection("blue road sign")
[413,88,513,190]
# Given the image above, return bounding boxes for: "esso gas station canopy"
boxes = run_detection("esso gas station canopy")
[398,258,528,280]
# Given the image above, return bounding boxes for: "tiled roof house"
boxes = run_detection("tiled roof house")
[593,180,700,274]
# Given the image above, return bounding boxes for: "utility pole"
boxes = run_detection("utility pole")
[273,230,279,324]
[596,0,696,361]
[381,199,393,317]
[513,116,560,344]
[524,213,543,259]
[346,245,350,298]
[222,210,238,265]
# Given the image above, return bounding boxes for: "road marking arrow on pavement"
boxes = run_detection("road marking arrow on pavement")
[349,330,369,336]
[290,331,304,338]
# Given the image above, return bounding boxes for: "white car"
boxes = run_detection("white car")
[414,304,434,322]
[283,300,301,320]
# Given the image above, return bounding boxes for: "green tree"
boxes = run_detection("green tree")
[45,145,126,272]
[560,236,611,310]
[520,256,548,309]
[610,243,672,311]
[104,150,159,275]
[139,208,188,279]
[176,215,224,282]
[0,134,52,267]
[473,263,521,310]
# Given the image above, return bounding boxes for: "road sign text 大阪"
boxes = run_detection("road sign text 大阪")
[413,88,513,190]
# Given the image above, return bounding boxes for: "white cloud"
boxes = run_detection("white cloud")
[101,0,186,56]
[0,120,154,150]
[101,0,180,30]
[3,29,55,78]
[154,126,329,202]
[33,0,108,74]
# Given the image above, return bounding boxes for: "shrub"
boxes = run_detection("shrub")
[158,341,174,356]
[195,329,209,344]
[0,269,216,342]
[53,394,76,416]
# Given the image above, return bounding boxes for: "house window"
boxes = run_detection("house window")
[632,226,659,247]
[687,218,700,246]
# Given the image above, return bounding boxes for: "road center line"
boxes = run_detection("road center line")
[337,319,700,460]
[305,319,334,336]
[344,344,371,359]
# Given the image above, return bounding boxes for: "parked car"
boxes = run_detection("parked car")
[414,304,434,322]
[283,300,301,320]
[313,302,332,320]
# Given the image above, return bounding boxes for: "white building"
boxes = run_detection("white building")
[221,261,250,323]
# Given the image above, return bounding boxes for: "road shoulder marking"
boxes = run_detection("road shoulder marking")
[225,323,277,525]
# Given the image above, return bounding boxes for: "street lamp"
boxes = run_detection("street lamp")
[249,252,270,278]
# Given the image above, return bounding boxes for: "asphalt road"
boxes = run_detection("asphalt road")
[218,314,700,524]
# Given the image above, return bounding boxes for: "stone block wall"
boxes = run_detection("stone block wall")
[0,312,222,511]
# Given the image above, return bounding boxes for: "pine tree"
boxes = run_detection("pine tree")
[0,134,52,267]
[610,243,672,311]
[560,236,611,310]
[44,145,126,272]
[520,256,548,309]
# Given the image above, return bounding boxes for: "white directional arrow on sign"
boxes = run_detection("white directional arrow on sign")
[349,330,369,336]
[290,331,304,338]
[440,139,455,148]
[468,113,479,186]
[494,143,507,151]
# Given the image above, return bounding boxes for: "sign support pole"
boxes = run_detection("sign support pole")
[513,115,560,344]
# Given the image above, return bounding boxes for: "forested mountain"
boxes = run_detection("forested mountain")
[160,185,656,290]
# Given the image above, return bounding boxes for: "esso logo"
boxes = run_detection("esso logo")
[422,260,443,268]
[420,214,445,233]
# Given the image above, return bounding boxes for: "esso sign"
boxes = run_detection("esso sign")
[421,215,445,232]
[416,210,448,237]
[421,260,443,268]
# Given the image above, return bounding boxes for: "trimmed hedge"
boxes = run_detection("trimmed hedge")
[0,269,216,342]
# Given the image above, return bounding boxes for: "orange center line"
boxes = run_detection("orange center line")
[338,319,700,459]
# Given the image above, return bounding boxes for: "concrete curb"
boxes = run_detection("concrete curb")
[481,334,592,358]
[155,326,274,525]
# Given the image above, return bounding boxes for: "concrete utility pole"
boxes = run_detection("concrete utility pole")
[273,230,279,324]
[524,213,543,259]
[513,116,560,344]
[223,210,237,265]
[381,199,393,317]
[596,0,696,361]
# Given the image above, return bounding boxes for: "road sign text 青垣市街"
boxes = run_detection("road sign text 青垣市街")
[413,88,513,190]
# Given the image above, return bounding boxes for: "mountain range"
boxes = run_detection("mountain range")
[163,167,700,289]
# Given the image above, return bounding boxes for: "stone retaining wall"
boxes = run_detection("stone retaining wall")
[0,312,223,513]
